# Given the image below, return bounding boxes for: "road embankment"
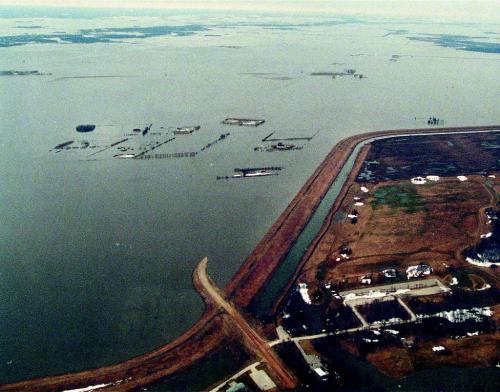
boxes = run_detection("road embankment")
[226,125,500,309]
[2,125,498,392]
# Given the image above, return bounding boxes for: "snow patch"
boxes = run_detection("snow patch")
[64,384,113,392]
[372,317,404,325]
[466,257,500,268]
[362,338,379,343]
[418,307,492,323]
[298,283,311,304]
[343,288,409,302]
[344,290,386,301]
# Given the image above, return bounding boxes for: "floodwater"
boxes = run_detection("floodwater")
[250,139,369,317]
[0,7,499,383]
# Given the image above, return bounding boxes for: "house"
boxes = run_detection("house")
[406,263,433,279]
[382,268,397,279]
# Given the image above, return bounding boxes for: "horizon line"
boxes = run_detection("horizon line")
[0,1,499,23]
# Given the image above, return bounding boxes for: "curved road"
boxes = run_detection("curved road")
[194,258,297,389]
[1,125,498,392]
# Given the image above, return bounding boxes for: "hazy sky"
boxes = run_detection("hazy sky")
[1,1,499,22]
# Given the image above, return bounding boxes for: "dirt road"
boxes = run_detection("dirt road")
[194,258,297,389]
[2,125,498,392]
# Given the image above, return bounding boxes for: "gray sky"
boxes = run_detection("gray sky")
[1,1,499,22]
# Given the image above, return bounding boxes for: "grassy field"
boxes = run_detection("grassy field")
[371,184,426,213]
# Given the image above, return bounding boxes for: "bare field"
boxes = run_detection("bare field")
[301,173,498,290]
[294,134,499,381]
[367,333,500,379]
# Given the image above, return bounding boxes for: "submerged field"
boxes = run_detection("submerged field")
[1,6,500,387]
[280,131,499,385]
[357,132,500,182]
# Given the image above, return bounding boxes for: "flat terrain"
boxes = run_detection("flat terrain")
[301,174,497,287]
[294,131,499,380]
[2,127,499,391]
[357,132,500,182]
[367,332,500,378]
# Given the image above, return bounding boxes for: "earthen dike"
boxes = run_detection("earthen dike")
[2,125,499,392]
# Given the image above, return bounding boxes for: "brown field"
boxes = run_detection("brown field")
[294,135,499,380]
[300,173,499,290]
[3,126,498,391]
[367,333,500,378]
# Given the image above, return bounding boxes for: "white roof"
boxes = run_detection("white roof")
[314,367,329,377]
[411,177,427,185]
[249,369,277,391]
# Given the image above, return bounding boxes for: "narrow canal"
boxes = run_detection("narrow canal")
[249,139,368,317]
[154,129,499,391]
[249,129,500,317]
